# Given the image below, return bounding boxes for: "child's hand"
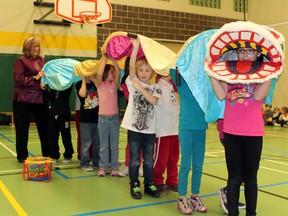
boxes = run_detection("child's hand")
[102,53,108,60]
[88,75,97,84]
[131,37,140,48]
[132,79,142,91]
[108,55,116,62]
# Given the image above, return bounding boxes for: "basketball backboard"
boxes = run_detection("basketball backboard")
[55,0,112,24]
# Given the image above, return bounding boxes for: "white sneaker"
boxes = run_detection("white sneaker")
[177,197,192,215]
[190,195,208,212]
[118,166,129,177]
[218,187,246,214]
[218,188,228,214]
[139,167,143,177]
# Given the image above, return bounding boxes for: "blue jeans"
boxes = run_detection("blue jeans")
[79,122,100,167]
[98,115,120,170]
[128,130,155,185]
[178,129,206,196]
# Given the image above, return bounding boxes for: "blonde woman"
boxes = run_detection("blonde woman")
[13,36,49,162]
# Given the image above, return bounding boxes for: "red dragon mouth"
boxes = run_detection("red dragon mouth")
[205,21,285,84]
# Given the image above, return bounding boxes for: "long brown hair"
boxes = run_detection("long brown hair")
[102,64,114,81]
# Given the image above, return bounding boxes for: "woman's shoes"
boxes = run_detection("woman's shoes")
[97,169,106,177]
[110,169,118,176]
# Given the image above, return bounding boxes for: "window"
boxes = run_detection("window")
[233,0,248,13]
[189,0,221,9]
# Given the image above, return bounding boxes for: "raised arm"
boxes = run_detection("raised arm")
[78,77,88,98]
[210,77,228,100]
[253,79,272,101]
[129,37,140,81]
[110,58,120,86]
[96,54,108,87]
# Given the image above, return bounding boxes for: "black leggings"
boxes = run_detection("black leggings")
[224,133,262,216]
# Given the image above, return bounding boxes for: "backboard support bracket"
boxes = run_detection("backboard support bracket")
[33,0,71,27]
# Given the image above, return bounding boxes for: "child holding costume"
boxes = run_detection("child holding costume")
[210,46,273,216]
[76,76,100,172]
[206,21,285,216]
[170,70,208,215]
[118,57,144,177]
[43,85,74,163]
[121,37,162,199]
[153,74,180,193]
[96,55,121,177]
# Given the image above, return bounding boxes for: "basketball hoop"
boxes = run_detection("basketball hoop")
[80,11,102,26]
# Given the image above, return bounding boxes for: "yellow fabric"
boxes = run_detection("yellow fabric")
[74,60,100,77]
[101,31,176,76]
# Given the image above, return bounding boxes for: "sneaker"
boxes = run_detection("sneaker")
[130,182,142,199]
[118,166,129,177]
[62,158,71,163]
[274,123,281,126]
[110,169,118,176]
[144,183,160,198]
[218,187,246,214]
[98,169,106,177]
[139,167,143,177]
[156,184,166,193]
[81,165,93,172]
[191,195,208,213]
[166,184,178,192]
[177,197,192,215]
[218,188,228,214]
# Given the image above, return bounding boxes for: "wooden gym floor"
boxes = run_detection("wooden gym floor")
[0,123,287,216]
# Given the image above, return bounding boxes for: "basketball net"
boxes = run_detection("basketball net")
[80,11,102,26]
[79,11,102,34]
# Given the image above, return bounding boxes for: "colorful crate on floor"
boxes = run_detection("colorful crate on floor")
[22,157,53,181]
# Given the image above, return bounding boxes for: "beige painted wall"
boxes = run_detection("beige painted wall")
[0,0,97,57]
[1,1,285,107]
[110,0,243,19]
[0,0,242,57]
[248,0,288,108]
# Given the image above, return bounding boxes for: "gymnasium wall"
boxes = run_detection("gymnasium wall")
[0,0,242,115]
[97,1,239,56]
[0,0,99,115]
[4,1,286,120]
[248,0,288,108]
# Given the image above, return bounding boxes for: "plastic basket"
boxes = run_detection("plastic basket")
[22,157,53,182]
